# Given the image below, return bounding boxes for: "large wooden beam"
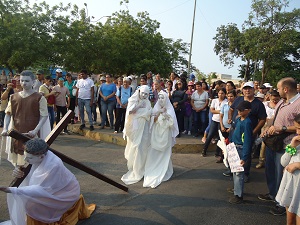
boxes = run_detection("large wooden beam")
[8,129,128,192]
[8,110,128,192]
[45,110,74,145]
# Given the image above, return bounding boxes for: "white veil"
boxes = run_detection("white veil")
[123,85,151,139]
[151,90,179,146]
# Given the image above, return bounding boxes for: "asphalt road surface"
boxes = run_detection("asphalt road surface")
[0,134,285,225]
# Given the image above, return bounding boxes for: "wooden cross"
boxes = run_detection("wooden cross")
[8,110,128,192]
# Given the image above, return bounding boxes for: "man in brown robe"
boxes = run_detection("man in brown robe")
[1,70,50,166]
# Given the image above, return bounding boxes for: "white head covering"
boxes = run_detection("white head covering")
[123,85,151,139]
[151,90,179,146]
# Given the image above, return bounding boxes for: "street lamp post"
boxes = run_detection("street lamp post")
[188,0,197,74]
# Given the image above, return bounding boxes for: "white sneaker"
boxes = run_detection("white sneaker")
[188,131,191,135]
[182,130,187,134]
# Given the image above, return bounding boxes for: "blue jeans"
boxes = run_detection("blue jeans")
[184,114,193,132]
[101,100,116,128]
[47,106,55,130]
[265,147,284,198]
[91,103,97,122]
[205,111,213,133]
[193,110,207,134]
[78,98,93,126]
[203,120,219,152]
[233,146,244,197]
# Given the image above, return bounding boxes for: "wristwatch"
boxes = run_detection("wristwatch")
[282,126,287,132]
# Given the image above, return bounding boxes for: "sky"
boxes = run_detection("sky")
[33,0,300,78]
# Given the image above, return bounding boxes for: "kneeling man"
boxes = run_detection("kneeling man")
[0,138,95,225]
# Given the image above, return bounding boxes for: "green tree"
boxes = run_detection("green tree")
[246,0,300,83]
[0,1,54,72]
[214,0,300,83]
[0,0,191,76]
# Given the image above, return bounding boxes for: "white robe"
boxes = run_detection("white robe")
[143,90,179,188]
[1,151,80,225]
[121,85,152,185]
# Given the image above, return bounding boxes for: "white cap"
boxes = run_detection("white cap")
[56,68,62,73]
[255,93,265,99]
[263,83,272,88]
[242,81,254,88]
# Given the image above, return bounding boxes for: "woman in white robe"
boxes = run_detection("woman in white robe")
[143,90,179,188]
[121,85,152,185]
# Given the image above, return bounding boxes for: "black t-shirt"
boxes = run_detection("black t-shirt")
[231,96,267,129]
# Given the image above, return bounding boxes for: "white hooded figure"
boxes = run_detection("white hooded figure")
[143,90,179,188]
[121,85,152,185]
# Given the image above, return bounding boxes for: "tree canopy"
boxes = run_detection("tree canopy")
[0,0,191,76]
[213,0,300,83]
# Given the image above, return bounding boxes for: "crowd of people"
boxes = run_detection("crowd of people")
[0,68,300,224]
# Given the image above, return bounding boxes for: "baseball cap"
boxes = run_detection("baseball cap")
[236,101,252,111]
[259,85,267,89]
[56,69,62,73]
[100,76,105,81]
[242,81,254,88]
[255,93,265,99]
[263,83,272,88]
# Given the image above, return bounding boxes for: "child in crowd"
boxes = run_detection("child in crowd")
[276,113,300,224]
[228,101,252,204]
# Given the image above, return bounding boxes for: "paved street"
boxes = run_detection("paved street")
[0,134,285,225]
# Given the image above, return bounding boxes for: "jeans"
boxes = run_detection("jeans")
[265,147,284,198]
[233,146,244,197]
[101,100,116,128]
[78,98,93,126]
[205,111,213,133]
[91,103,97,122]
[56,106,68,132]
[47,106,55,130]
[0,110,5,126]
[193,110,207,134]
[115,108,126,132]
[203,120,219,152]
[184,114,193,132]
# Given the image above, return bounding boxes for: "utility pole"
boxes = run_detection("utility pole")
[188,0,197,74]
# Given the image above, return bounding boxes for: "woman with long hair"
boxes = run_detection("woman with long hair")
[201,88,227,157]
[171,80,187,137]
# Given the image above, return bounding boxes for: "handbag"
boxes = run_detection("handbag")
[44,84,55,105]
[47,94,55,105]
[263,102,289,152]
[263,132,290,152]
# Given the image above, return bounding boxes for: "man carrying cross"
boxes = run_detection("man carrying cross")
[1,70,51,166]
[0,138,95,225]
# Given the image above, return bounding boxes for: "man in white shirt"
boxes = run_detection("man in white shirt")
[75,69,95,131]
